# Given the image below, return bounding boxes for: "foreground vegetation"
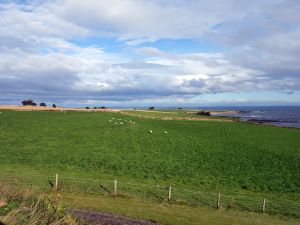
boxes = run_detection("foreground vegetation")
[0,185,81,225]
[1,186,299,225]
[59,192,300,225]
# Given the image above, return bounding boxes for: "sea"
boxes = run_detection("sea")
[199,106,300,128]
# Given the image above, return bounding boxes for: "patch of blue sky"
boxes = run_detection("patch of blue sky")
[1,0,36,5]
[135,38,224,54]
[69,37,223,55]
[68,37,126,54]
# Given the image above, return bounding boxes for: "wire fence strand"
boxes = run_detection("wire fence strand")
[0,172,299,218]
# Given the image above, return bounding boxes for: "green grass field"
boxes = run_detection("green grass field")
[59,193,300,225]
[0,110,299,220]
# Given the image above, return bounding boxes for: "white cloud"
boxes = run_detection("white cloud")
[0,0,299,106]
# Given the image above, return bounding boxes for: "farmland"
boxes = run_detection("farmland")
[0,109,300,223]
[0,110,299,193]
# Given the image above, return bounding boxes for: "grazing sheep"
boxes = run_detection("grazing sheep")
[114,122,118,125]
[149,130,153,133]
[120,122,123,124]
[164,131,168,134]
[109,120,112,122]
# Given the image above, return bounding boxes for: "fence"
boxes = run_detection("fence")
[0,172,299,218]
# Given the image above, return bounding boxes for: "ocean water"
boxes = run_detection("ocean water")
[202,106,300,128]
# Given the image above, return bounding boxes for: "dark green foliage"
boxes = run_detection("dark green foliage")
[40,103,46,107]
[196,111,211,116]
[21,100,36,106]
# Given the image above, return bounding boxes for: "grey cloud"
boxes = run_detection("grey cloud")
[0,0,300,106]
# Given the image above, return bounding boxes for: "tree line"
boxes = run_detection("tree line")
[22,100,56,108]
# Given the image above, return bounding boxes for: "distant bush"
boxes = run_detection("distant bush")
[21,100,36,106]
[40,103,46,107]
[178,107,182,110]
[100,106,106,109]
[196,111,211,116]
[149,106,155,110]
[52,104,56,108]
[85,107,90,109]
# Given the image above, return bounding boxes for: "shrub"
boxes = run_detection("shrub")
[21,100,36,106]
[149,106,155,110]
[40,103,46,107]
[52,104,56,108]
[85,107,90,109]
[196,111,211,116]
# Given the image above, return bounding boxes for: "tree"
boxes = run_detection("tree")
[100,106,106,109]
[22,100,36,106]
[40,103,46,107]
[32,103,37,106]
[196,111,211,116]
[85,106,90,109]
[52,104,56,108]
[149,106,155,110]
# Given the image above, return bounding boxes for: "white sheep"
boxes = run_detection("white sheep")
[149,130,153,133]
[164,131,168,134]
[120,122,123,125]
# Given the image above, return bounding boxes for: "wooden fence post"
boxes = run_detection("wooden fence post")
[114,179,117,196]
[168,185,172,201]
[55,173,59,191]
[217,192,221,209]
[262,198,266,213]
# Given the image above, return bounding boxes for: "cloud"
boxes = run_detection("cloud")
[59,0,238,40]
[0,0,299,106]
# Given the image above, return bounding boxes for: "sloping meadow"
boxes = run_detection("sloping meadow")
[0,110,299,195]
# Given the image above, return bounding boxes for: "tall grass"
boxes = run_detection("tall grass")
[0,185,79,225]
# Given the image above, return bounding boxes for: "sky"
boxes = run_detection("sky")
[0,0,300,107]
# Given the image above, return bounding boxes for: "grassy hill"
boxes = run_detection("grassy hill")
[0,110,299,194]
